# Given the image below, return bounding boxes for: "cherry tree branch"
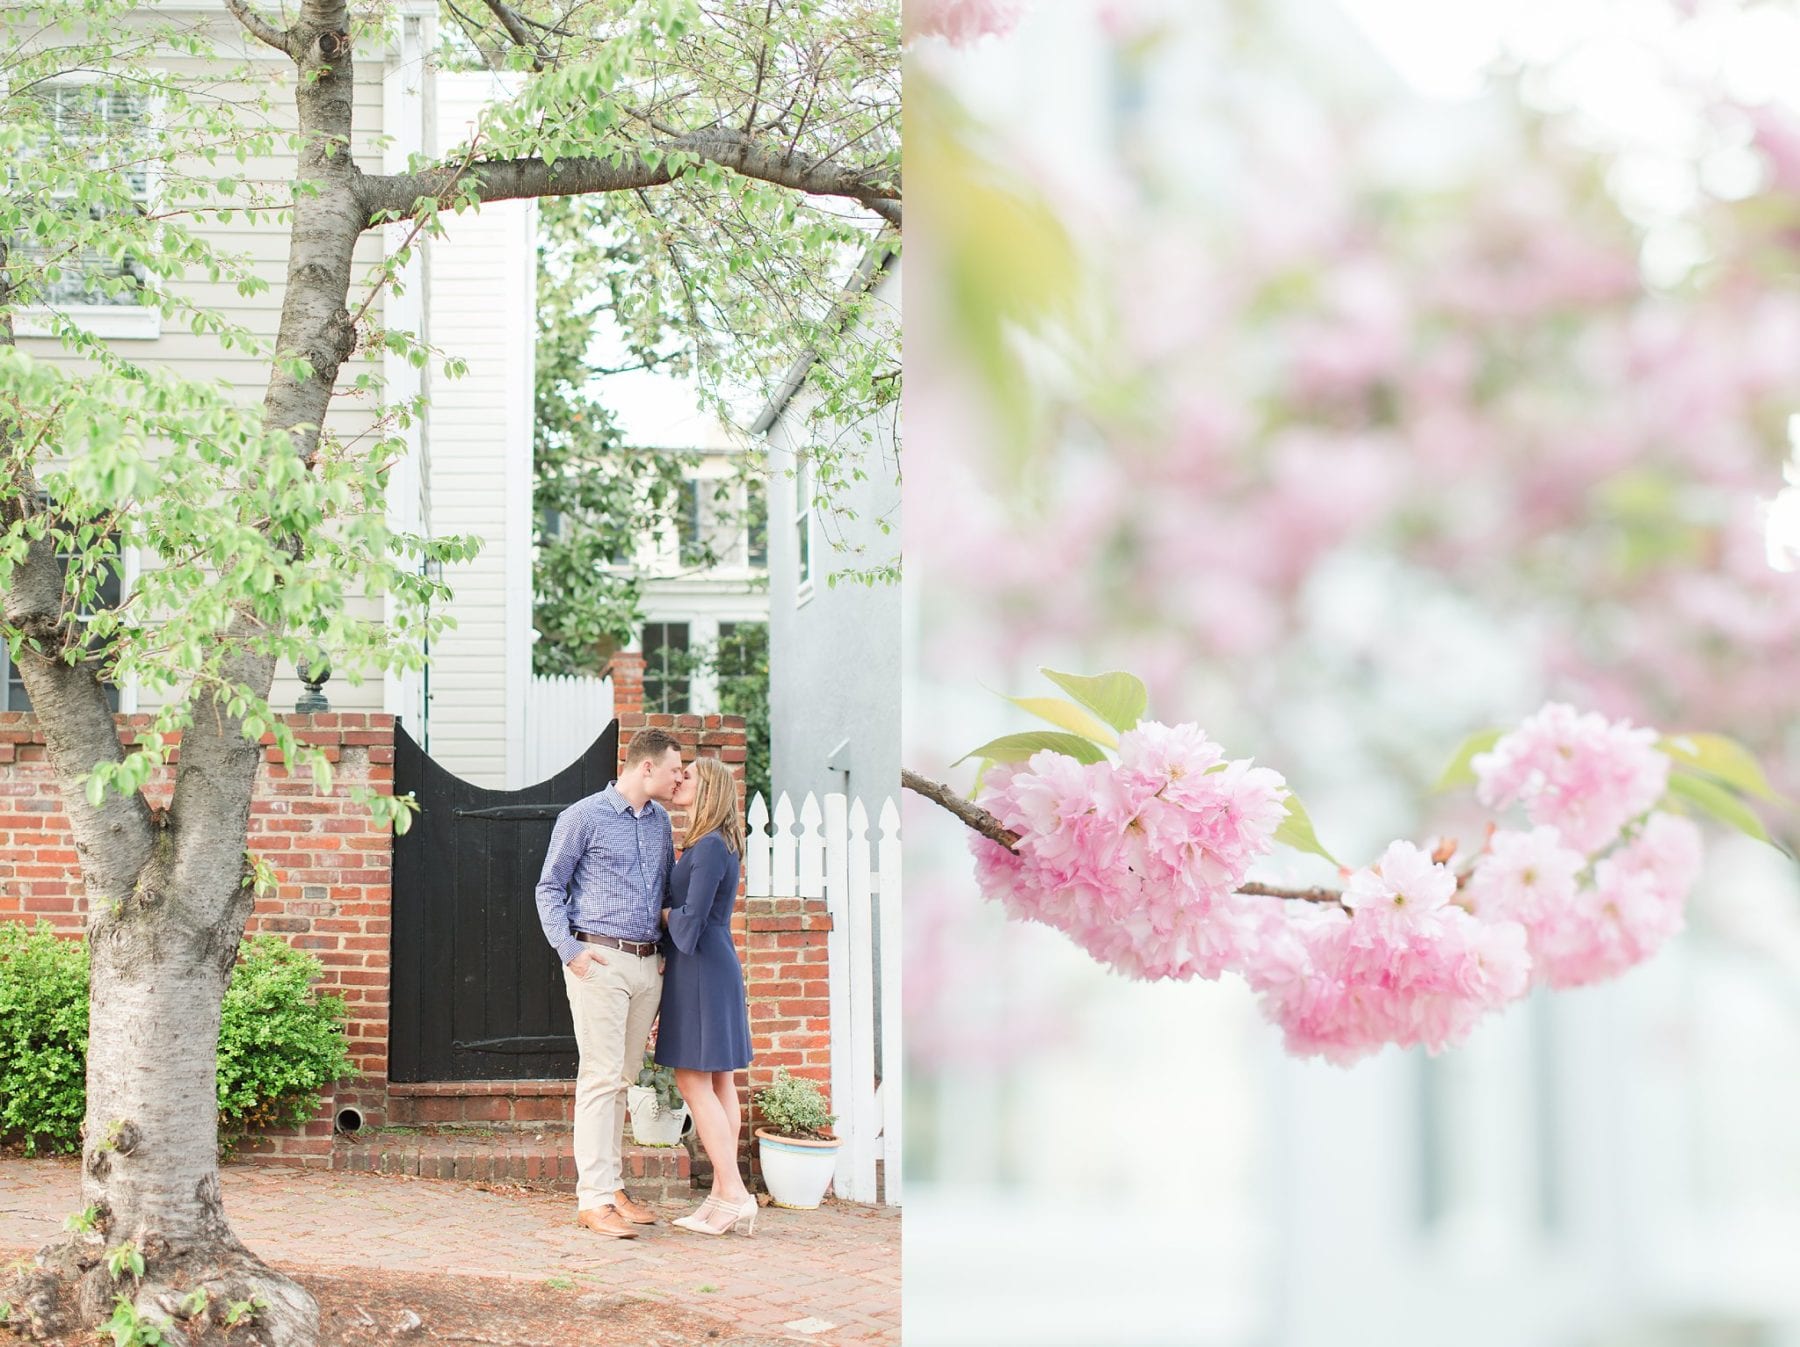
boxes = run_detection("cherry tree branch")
[222,0,293,55]
[476,0,552,70]
[357,130,901,227]
[901,769,1020,848]
[900,768,1347,906]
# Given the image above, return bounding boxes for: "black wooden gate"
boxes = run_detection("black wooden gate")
[389,719,621,1082]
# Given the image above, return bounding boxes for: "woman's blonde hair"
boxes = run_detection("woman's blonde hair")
[682,756,744,855]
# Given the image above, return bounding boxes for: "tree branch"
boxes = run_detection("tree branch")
[222,0,292,55]
[901,769,1020,848]
[357,129,900,227]
[445,0,507,71]
[476,0,551,71]
[900,769,1346,906]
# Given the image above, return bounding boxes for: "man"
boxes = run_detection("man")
[535,727,687,1239]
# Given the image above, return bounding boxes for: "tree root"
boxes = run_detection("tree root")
[5,1231,318,1347]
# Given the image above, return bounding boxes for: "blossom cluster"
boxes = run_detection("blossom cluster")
[970,721,1288,980]
[1254,843,1532,1065]
[971,704,1707,1065]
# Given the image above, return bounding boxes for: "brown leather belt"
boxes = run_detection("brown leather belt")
[575,931,660,957]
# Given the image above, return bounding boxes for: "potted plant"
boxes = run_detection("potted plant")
[753,1069,840,1209]
[628,1055,691,1146]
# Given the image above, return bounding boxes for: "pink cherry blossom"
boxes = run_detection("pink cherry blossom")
[1463,826,1586,929]
[1473,703,1670,854]
[1259,882,1533,1067]
[1115,719,1225,783]
[963,707,1713,1061]
[969,726,1289,980]
[1528,811,1703,989]
[1341,840,1457,919]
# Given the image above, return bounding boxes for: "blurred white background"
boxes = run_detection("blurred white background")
[903,2,1800,1343]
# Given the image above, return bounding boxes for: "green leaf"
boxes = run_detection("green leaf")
[955,731,1107,767]
[1272,792,1340,866]
[1435,727,1504,792]
[1658,733,1788,804]
[1007,696,1119,748]
[1038,668,1147,734]
[1664,770,1785,853]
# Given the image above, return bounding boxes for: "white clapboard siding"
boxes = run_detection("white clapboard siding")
[747,790,901,1207]
[421,73,536,788]
[522,675,614,784]
[17,45,393,715]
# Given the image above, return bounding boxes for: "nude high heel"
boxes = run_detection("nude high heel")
[727,1194,758,1237]
[673,1193,758,1236]
[671,1195,725,1234]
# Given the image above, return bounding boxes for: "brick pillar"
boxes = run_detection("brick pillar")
[742,895,833,1178]
[605,650,646,717]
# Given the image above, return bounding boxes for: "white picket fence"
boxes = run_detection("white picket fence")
[522,674,613,785]
[746,791,902,1207]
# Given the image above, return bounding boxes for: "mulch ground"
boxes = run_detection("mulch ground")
[307,1265,825,1346]
[3,1263,817,1346]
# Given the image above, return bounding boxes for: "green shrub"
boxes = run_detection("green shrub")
[0,926,355,1155]
[753,1069,836,1141]
[0,923,89,1155]
[216,936,356,1139]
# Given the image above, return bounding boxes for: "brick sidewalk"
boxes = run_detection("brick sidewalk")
[0,1157,899,1345]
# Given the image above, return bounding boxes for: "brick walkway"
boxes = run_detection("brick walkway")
[0,1157,899,1345]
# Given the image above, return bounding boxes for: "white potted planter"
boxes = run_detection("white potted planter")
[755,1128,842,1209]
[627,1084,690,1146]
[629,1056,691,1146]
[752,1068,841,1209]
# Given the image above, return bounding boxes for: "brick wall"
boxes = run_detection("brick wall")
[604,650,646,718]
[0,707,834,1182]
[0,711,394,1165]
[742,895,834,1126]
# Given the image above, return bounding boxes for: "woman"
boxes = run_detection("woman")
[658,755,757,1235]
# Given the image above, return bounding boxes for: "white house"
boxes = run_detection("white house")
[596,417,770,718]
[8,8,569,791]
[762,248,900,805]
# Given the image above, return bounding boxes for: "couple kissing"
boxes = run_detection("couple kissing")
[534,727,756,1239]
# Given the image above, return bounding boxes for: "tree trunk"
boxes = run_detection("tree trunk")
[6,5,367,1342]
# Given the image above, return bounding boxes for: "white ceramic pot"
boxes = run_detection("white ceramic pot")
[755,1127,842,1209]
[627,1085,690,1146]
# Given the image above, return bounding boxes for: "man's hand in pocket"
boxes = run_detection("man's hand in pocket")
[569,948,607,978]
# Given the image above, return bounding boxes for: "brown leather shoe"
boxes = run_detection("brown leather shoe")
[612,1189,658,1225]
[575,1205,638,1239]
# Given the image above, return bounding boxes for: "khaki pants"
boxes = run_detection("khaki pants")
[563,949,663,1211]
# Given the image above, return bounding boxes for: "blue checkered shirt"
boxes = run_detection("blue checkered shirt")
[535,785,673,963]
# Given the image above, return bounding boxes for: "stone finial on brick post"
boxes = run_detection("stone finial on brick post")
[605,650,646,717]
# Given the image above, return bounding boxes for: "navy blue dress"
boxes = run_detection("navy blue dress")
[654,832,753,1072]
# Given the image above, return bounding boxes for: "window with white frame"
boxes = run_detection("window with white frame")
[14,83,156,314]
[668,473,772,573]
[794,455,814,593]
[642,621,692,714]
[745,481,768,570]
[676,479,707,568]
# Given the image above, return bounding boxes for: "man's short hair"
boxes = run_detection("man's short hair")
[622,727,682,767]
